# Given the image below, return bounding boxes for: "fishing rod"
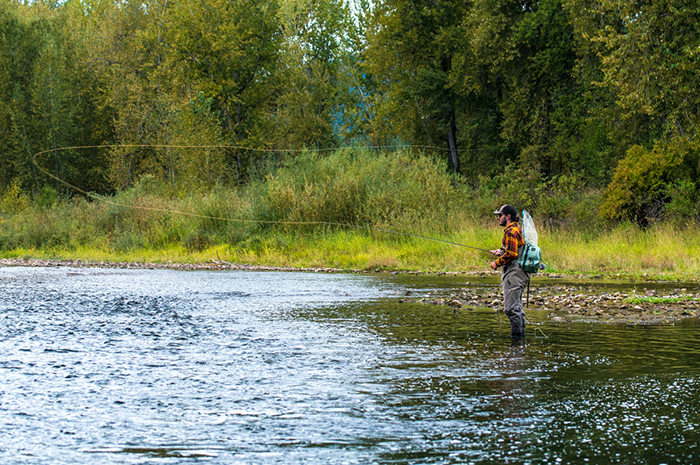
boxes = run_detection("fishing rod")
[31,145,494,254]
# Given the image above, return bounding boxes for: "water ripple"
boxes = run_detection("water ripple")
[0,267,698,464]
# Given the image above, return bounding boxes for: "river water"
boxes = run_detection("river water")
[1,267,699,464]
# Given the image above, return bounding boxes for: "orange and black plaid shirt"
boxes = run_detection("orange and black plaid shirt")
[495,222,525,268]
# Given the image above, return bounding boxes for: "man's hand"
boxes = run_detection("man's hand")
[491,249,503,256]
[490,261,498,270]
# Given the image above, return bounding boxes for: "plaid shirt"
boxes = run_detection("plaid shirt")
[495,222,525,268]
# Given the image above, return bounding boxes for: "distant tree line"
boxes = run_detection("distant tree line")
[1,0,698,225]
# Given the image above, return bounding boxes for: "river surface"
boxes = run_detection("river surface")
[1,267,699,464]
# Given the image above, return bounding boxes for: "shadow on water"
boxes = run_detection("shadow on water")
[0,267,699,464]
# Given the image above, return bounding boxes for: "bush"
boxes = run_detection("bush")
[181,230,212,252]
[6,209,71,249]
[664,179,700,223]
[34,186,59,209]
[601,138,700,226]
[110,231,148,253]
[0,180,30,214]
[472,165,591,227]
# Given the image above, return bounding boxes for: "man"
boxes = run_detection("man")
[490,205,528,338]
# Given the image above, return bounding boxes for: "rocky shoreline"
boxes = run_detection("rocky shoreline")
[0,257,498,276]
[3,258,698,325]
[412,284,700,325]
[0,258,354,273]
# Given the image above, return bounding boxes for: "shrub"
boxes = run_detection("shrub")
[0,180,30,214]
[110,231,148,253]
[472,165,591,227]
[181,230,212,252]
[664,179,700,223]
[34,186,59,209]
[601,138,700,226]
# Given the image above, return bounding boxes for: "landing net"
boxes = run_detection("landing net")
[522,210,538,246]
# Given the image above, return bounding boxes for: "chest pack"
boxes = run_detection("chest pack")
[518,210,544,274]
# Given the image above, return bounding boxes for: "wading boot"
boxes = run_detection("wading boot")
[506,308,526,338]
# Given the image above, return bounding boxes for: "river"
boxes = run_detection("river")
[1,266,699,464]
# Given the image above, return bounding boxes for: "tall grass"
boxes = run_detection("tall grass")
[0,148,698,279]
[543,221,700,277]
[261,149,465,230]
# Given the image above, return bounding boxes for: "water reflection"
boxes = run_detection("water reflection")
[0,267,698,464]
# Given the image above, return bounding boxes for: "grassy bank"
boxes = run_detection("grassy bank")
[1,149,698,281]
[1,222,698,281]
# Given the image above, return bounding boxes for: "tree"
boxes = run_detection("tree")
[72,0,173,188]
[167,0,283,182]
[459,0,589,178]
[0,0,50,190]
[601,137,700,225]
[593,0,700,139]
[0,0,109,195]
[272,0,352,150]
[70,0,258,189]
[367,0,469,173]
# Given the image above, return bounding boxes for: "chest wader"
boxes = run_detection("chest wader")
[501,259,528,337]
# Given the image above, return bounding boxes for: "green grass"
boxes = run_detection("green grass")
[624,295,700,304]
[538,221,700,280]
[2,217,698,281]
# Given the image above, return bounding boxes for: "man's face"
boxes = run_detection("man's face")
[498,213,509,227]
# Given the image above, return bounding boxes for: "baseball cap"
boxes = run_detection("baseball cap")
[493,205,517,218]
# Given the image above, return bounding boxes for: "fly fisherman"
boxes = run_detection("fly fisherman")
[490,205,528,338]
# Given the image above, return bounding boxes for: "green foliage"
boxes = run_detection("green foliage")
[261,149,459,232]
[0,205,71,250]
[0,0,110,194]
[1,0,699,237]
[173,94,230,189]
[601,138,700,226]
[367,0,467,171]
[272,0,353,149]
[624,294,699,305]
[0,180,30,214]
[593,0,700,138]
[472,165,593,227]
[569,189,605,228]
[110,231,148,254]
[665,180,700,221]
[34,185,58,209]
[167,0,282,177]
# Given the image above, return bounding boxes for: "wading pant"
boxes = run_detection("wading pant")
[501,262,529,337]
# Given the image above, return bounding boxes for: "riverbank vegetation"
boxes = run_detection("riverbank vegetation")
[1,0,699,279]
[1,149,698,280]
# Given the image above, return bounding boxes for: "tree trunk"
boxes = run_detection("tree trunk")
[447,112,459,173]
